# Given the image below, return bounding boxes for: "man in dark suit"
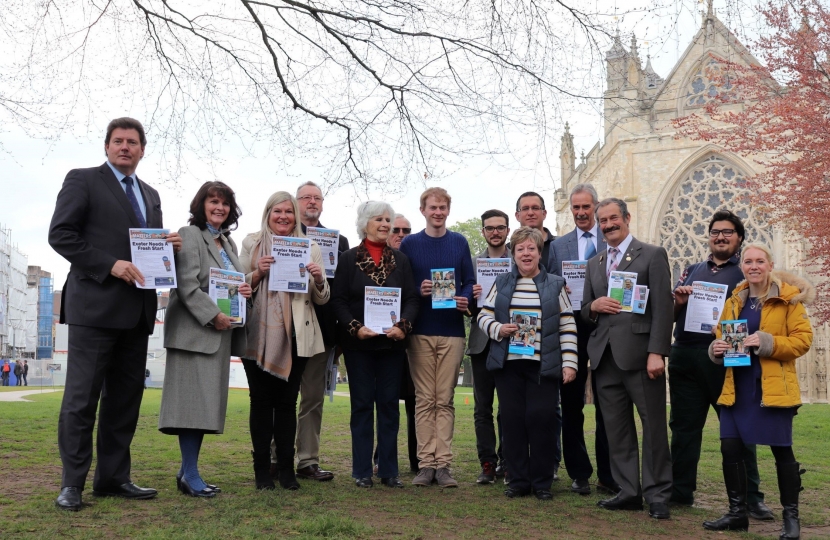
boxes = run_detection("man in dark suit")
[580,198,673,520]
[49,117,181,511]
[550,184,616,496]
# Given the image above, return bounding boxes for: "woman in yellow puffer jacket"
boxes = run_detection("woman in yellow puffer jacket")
[703,244,813,540]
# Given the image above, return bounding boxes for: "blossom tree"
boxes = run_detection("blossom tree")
[673,0,830,319]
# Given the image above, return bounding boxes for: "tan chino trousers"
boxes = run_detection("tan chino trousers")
[407,335,465,470]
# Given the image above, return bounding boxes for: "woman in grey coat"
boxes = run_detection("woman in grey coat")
[158,181,252,497]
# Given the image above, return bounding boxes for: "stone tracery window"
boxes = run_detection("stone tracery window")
[686,59,734,107]
[658,155,773,283]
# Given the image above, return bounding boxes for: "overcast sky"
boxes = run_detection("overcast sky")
[0,0,768,286]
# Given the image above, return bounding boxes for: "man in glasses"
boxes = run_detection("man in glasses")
[669,209,773,521]
[293,181,350,482]
[388,214,412,249]
[550,184,617,496]
[466,209,510,484]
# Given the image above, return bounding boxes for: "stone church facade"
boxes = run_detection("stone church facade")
[554,10,828,403]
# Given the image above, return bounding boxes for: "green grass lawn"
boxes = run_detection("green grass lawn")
[1,385,828,539]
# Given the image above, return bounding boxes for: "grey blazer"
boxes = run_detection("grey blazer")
[579,236,673,370]
[550,227,607,278]
[164,226,250,356]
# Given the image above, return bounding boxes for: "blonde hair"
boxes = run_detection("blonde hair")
[740,243,775,306]
[509,226,544,255]
[253,191,305,242]
[419,187,451,209]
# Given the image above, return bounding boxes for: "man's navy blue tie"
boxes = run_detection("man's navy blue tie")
[583,231,597,260]
[123,177,147,228]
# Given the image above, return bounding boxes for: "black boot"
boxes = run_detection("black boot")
[703,462,749,531]
[252,451,275,490]
[777,462,804,540]
[278,467,300,491]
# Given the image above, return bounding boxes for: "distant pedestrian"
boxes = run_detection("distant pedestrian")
[1,360,10,386]
[144,368,150,389]
[22,360,29,386]
[14,360,23,386]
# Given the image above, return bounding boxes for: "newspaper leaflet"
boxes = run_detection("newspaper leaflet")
[683,281,729,334]
[306,227,340,279]
[129,228,177,289]
[364,286,402,334]
[431,268,457,309]
[561,260,587,310]
[209,268,246,327]
[607,270,638,312]
[269,236,311,292]
[722,319,751,366]
[476,258,511,308]
[509,309,539,357]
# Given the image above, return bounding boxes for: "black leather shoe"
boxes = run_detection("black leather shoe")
[177,475,220,493]
[535,489,553,500]
[179,477,216,498]
[380,477,404,488]
[649,502,671,519]
[355,477,374,488]
[92,482,157,500]
[296,464,335,481]
[597,493,643,511]
[748,501,775,521]
[504,487,531,498]
[570,479,591,495]
[55,487,83,511]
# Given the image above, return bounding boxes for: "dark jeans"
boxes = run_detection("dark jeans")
[470,347,503,466]
[1,374,8,386]
[59,323,150,489]
[242,346,307,472]
[23,373,27,386]
[668,346,764,504]
[561,320,614,485]
[345,348,405,479]
[494,360,559,492]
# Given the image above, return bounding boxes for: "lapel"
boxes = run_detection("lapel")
[100,163,142,228]
[201,228,226,269]
[596,249,609,292]
[566,229,580,260]
[614,236,642,273]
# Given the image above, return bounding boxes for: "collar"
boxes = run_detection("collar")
[608,234,634,257]
[542,227,555,244]
[707,251,741,268]
[106,160,136,184]
[578,223,599,239]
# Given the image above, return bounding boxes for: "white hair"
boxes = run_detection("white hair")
[393,214,411,226]
[356,201,396,240]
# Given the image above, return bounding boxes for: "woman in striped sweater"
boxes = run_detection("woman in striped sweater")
[477,227,578,500]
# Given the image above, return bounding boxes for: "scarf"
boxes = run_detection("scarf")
[243,235,293,380]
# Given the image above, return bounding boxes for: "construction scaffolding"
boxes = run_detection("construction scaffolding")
[0,224,35,357]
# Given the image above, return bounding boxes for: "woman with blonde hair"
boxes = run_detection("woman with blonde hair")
[704,243,813,540]
[239,191,329,490]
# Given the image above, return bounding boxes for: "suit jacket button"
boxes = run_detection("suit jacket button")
[305,321,310,326]
[305,300,309,305]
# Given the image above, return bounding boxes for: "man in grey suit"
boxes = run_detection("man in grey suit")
[550,184,617,496]
[49,117,181,511]
[467,209,510,484]
[580,198,673,520]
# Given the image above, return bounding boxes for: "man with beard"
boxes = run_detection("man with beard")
[669,209,773,521]
[581,198,673,520]
[550,184,617,496]
[293,181,349,482]
[467,209,510,484]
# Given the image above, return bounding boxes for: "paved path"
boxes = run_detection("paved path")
[0,389,61,402]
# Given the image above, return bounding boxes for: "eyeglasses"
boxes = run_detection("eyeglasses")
[519,206,544,213]
[297,195,324,202]
[709,229,736,238]
[483,225,508,233]
[392,227,411,234]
